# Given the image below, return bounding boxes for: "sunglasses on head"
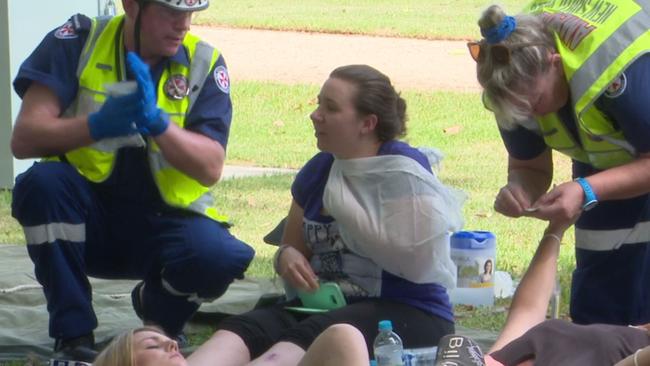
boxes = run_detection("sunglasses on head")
[467,41,546,64]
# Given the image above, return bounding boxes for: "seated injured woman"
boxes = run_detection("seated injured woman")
[186,64,466,366]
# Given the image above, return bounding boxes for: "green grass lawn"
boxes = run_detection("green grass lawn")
[0,82,575,331]
[0,2,576,360]
[196,0,528,40]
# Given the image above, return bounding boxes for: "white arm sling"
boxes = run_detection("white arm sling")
[323,154,464,288]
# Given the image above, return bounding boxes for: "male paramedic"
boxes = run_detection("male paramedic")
[10,0,254,361]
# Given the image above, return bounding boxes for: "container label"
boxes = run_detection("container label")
[452,254,494,288]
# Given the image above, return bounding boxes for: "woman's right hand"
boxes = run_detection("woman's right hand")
[276,246,319,292]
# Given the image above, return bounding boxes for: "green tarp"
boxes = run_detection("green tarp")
[0,245,497,362]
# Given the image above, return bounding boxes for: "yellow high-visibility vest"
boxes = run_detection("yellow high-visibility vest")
[525,0,650,169]
[51,15,228,222]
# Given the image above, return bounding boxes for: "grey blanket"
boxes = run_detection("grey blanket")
[0,245,496,362]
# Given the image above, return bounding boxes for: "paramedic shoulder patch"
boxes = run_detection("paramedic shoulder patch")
[604,73,627,99]
[54,20,78,39]
[213,65,230,94]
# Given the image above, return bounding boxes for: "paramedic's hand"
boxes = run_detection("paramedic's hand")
[276,246,319,292]
[494,182,535,218]
[127,52,169,137]
[530,181,583,224]
[87,92,142,140]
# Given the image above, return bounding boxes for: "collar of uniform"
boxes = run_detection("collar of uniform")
[168,44,190,67]
[123,45,190,82]
[146,45,190,83]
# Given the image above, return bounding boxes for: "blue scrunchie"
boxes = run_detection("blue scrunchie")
[481,16,517,44]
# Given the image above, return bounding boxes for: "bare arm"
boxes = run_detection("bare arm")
[276,200,318,291]
[281,200,312,258]
[614,345,650,366]
[124,51,229,186]
[588,152,650,200]
[495,149,553,217]
[489,222,567,353]
[508,149,554,197]
[11,83,94,158]
[152,124,226,186]
[12,82,225,187]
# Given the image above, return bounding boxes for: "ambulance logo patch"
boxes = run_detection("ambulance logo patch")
[214,65,230,94]
[54,21,78,39]
[164,75,189,100]
[604,73,626,98]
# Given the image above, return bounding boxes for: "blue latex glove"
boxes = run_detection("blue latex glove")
[88,92,142,141]
[127,52,170,137]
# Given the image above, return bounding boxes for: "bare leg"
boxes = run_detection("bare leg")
[244,341,305,366]
[297,324,369,366]
[187,329,251,366]
[614,345,650,366]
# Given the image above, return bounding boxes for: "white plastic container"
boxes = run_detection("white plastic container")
[448,231,496,307]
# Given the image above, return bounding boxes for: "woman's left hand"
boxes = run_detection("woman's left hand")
[277,246,319,292]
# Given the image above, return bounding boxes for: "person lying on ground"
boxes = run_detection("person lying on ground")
[92,324,368,366]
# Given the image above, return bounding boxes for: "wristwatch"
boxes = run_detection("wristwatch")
[575,177,598,211]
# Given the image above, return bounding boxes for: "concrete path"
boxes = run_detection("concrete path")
[193,26,481,93]
[193,26,481,178]
[221,165,296,180]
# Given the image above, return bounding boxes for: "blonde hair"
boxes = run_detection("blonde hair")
[93,327,164,366]
[476,5,556,129]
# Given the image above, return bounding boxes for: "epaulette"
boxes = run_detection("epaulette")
[70,13,93,33]
[54,14,92,40]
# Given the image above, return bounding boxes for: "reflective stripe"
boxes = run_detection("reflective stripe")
[23,223,86,245]
[150,147,217,214]
[575,221,650,251]
[90,134,146,152]
[77,17,110,78]
[149,150,172,171]
[187,40,214,112]
[598,134,637,155]
[572,9,650,110]
[187,192,216,217]
[161,278,214,305]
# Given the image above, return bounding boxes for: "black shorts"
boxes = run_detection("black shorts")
[217,298,454,359]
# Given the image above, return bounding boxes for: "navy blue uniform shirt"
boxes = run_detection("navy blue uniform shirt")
[13,14,233,210]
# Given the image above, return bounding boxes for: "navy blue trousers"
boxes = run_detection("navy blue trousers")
[12,162,255,340]
[571,244,650,325]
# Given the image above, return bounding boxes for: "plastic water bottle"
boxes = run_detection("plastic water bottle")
[373,320,404,366]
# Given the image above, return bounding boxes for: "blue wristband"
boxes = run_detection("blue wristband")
[575,177,598,211]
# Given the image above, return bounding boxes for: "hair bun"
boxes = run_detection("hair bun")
[478,5,507,32]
